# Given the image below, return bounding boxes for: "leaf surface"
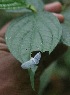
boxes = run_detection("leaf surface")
[5,11,62,63]
[61,6,70,46]
[63,47,70,67]
[0,0,26,10]
[26,0,44,11]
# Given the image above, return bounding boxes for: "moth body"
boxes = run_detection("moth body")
[21,52,41,69]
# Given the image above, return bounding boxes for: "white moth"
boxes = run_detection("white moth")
[21,52,41,69]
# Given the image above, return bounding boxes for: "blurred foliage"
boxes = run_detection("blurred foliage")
[43,0,70,4]
[42,1,70,95]
[0,0,70,95]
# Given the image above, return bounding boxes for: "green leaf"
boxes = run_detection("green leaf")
[28,66,38,90]
[38,62,57,95]
[62,0,70,4]
[5,11,62,63]
[26,0,44,11]
[0,0,44,12]
[63,47,70,67]
[0,0,26,10]
[61,6,70,46]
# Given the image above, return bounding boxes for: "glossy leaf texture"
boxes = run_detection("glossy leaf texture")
[61,6,70,46]
[0,0,26,10]
[38,62,56,95]
[5,11,62,63]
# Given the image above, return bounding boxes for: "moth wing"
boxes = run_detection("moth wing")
[21,59,35,69]
[34,52,41,60]
[34,52,41,64]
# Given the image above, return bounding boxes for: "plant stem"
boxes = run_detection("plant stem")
[26,4,37,13]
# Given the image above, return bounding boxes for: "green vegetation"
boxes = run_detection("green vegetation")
[0,0,70,95]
